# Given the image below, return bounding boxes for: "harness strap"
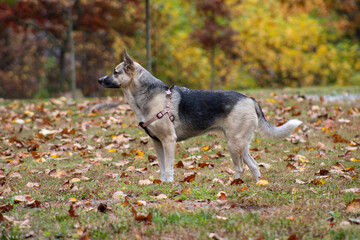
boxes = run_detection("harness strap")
[141,89,175,128]
[138,88,175,142]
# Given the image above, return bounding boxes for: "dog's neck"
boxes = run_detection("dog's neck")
[121,64,168,122]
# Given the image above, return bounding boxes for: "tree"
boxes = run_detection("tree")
[0,0,142,98]
[146,0,152,72]
[190,0,237,89]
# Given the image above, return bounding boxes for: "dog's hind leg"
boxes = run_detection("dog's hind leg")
[227,140,245,179]
[152,140,167,182]
[243,150,261,182]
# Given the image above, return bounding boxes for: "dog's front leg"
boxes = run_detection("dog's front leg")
[161,138,176,182]
[152,139,166,181]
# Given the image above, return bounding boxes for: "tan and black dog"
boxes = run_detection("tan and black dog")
[98,50,302,182]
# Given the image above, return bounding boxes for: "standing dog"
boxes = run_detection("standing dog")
[98,50,302,182]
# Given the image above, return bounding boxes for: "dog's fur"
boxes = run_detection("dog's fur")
[98,50,302,182]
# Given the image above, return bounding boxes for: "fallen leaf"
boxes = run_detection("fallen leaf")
[0,204,14,213]
[112,191,127,201]
[216,191,227,201]
[7,171,22,179]
[311,179,326,186]
[137,200,147,206]
[341,188,360,194]
[14,195,27,204]
[78,232,91,240]
[201,146,210,152]
[131,208,152,222]
[68,204,78,217]
[288,233,300,240]
[138,179,152,185]
[97,203,108,213]
[216,215,228,220]
[256,178,269,186]
[315,169,329,176]
[348,217,360,224]
[198,162,214,168]
[153,179,162,184]
[174,161,184,168]
[148,155,157,162]
[208,233,226,240]
[224,167,235,175]
[345,199,360,214]
[154,194,168,200]
[181,186,191,194]
[26,200,41,208]
[183,173,196,183]
[230,178,244,185]
[258,162,271,169]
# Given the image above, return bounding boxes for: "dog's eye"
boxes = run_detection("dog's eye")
[113,69,118,75]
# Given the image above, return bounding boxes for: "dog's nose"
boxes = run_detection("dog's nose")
[98,76,106,84]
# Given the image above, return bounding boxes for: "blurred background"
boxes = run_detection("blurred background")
[0,0,360,99]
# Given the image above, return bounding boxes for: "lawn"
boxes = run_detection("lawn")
[0,86,360,240]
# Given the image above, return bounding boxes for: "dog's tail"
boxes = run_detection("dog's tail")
[253,98,302,140]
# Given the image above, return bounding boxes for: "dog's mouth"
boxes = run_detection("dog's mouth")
[98,76,121,88]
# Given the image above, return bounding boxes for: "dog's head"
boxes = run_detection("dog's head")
[98,49,136,88]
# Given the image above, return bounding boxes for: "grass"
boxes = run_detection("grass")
[0,86,360,239]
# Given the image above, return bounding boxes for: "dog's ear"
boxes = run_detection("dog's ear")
[123,49,134,67]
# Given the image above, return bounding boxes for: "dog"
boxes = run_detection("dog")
[98,49,302,182]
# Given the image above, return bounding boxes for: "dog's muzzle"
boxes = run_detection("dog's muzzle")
[98,76,107,85]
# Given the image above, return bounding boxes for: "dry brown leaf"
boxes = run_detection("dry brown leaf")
[78,232,91,240]
[68,204,78,217]
[258,162,272,169]
[288,233,300,240]
[198,162,214,168]
[153,179,162,184]
[174,161,184,168]
[183,173,196,183]
[230,178,244,186]
[181,186,191,194]
[138,179,152,185]
[345,199,360,214]
[131,208,152,223]
[148,155,157,162]
[341,188,360,194]
[26,200,41,208]
[97,203,108,213]
[216,191,227,201]
[14,195,27,204]
[0,204,13,213]
[154,194,168,200]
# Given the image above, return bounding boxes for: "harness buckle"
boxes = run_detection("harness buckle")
[156,112,164,119]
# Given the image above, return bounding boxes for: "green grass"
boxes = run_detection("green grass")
[0,86,360,239]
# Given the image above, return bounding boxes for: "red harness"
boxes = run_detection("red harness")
[138,89,175,141]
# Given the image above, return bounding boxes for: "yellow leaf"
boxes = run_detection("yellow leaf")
[257,179,269,186]
[266,98,277,103]
[201,146,210,152]
[122,123,127,128]
[351,158,360,162]
[135,151,145,159]
[108,149,117,153]
[51,154,60,158]
[71,178,81,183]
[69,197,77,203]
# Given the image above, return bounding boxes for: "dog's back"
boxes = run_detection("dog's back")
[171,86,251,141]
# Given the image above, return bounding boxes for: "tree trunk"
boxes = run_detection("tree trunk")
[59,45,66,92]
[146,0,151,72]
[210,48,215,90]
[68,4,76,100]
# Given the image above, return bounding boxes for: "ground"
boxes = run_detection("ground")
[0,86,360,240]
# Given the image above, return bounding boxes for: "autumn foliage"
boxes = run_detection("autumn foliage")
[0,0,360,98]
